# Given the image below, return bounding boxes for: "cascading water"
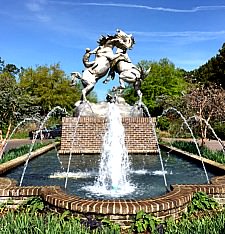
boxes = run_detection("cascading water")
[0,117,41,158]
[20,106,68,186]
[64,101,95,189]
[86,103,134,197]
[162,107,210,184]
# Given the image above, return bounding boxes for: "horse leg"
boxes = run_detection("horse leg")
[81,83,95,102]
[136,89,143,104]
[119,76,126,89]
[103,71,115,84]
[134,80,143,104]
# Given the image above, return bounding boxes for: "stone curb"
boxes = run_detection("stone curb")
[160,144,225,172]
[0,142,60,175]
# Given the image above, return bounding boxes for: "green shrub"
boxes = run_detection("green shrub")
[171,140,225,165]
[171,140,199,154]
[157,116,170,131]
[19,197,45,213]
[0,142,50,164]
[212,121,225,140]
[187,192,219,215]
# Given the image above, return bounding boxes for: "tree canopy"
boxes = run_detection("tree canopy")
[191,43,225,87]
[19,63,81,115]
[123,58,188,116]
[0,58,30,132]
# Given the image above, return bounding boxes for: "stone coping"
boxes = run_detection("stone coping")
[62,116,152,123]
[58,149,159,154]
[0,176,225,220]
[0,142,60,175]
[160,144,225,173]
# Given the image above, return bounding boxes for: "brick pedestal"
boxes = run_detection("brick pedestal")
[59,117,158,154]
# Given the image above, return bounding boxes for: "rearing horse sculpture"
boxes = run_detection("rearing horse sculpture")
[71,30,150,103]
[104,31,151,103]
[71,32,130,102]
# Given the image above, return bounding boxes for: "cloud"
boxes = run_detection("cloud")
[49,1,225,13]
[131,31,225,44]
[36,14,51,22]
[26,0,47,12]
[25,0,51,22]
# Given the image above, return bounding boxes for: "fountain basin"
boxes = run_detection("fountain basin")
[0,176,225,224]
[0,147,225,224]
[4,150,218,199]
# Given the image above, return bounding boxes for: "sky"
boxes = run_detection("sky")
[1,0,225,101]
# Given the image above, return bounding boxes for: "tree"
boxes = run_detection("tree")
[183,84,225,145]
[19,63,82,115]
[192,43,225,87]
[123,59,188,116]
[0,58,38,157]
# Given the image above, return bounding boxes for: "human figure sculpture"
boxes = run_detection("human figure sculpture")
[82,48,95,68]
[71,34,123,102]
[103,30,151,103]
[71,29,150,103]
[106,47,151,103]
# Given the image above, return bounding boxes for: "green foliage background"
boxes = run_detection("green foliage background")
[1,41,225,138]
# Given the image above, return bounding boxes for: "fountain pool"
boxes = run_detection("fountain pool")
[5,149,217,200]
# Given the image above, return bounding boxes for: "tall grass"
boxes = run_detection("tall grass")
[0,211,91,234]
[171,141,225,165]
[0,211,120,234]
[0,142,50,164]
[164,209,225,234]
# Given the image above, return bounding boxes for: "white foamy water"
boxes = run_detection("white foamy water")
[87,103,134,196]
[85,182,135,198]
[152,170,169,176]
[49,171,95,179]
[131,169,173,175]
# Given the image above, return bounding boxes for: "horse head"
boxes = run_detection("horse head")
[97,30,135,52]
[115,29,135,50]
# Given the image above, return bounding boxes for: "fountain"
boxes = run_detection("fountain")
[1,30,225,225]
[86,102,134,197]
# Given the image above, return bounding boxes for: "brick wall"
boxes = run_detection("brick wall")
[1,176,225,225]
[59,117,158,154]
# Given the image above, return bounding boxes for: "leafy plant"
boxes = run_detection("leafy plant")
[164,209,225,234]
[132,210,161,233]
[19,197,45,213]
[187,191,219,215]
[102,219,121,233]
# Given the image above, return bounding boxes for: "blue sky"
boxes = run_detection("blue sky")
[1,0,225,100]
